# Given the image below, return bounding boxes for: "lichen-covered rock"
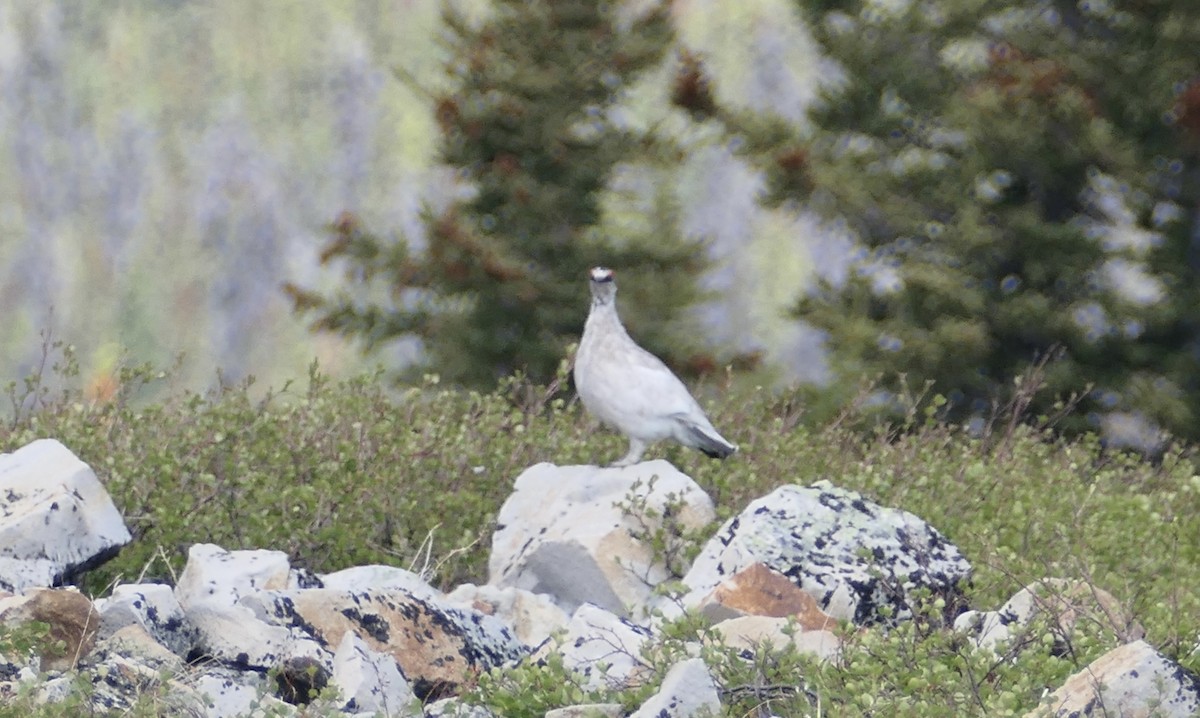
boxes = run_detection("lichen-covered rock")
[488,461,715,617]
[628,658,720,718]
[97,582,199,657]
[446,583,570,647]
[246,588,527,702]
[174,545,330,670]
[536,603,654,691]
[955,578,1144,655]
[1024,640,1200,717]
[0,439,131,593]
[672,482,971,626]
[330,631,420,716]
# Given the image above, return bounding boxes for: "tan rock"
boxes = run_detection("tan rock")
[1025,639,1200,717]
[255,589,524,702]
[711,615,842,661]
[0,588,100,670]
[699,563,837,631]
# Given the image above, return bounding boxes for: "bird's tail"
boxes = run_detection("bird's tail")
[675,415,738,459]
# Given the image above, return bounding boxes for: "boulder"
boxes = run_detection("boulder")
[537,603,654,691]
[97,582,198,657]
[628,657,720,718]
[445,583,570,647]
[0,587,100,671]
[245,588,526,702]
[488,461,715,617]
[175,545,329,669]
[695,563,838,629]
[955,578,1144,655]
[673,482,971,626]
[330,631,419,716]
[192,665,294,718]
[0,439,131,593]
[711,615,841,661]
[1024,639,1200,717]
[319,564,443,601]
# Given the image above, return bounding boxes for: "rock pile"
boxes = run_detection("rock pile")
[1,439,1197,717]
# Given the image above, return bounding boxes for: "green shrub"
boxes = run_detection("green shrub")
[2,343,1198,716]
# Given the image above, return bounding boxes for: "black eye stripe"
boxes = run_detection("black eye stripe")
[590,267,614,283]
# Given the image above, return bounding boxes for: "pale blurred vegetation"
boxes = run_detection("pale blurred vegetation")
[0,0,824,399]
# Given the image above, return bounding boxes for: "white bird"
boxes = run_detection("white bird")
[574,266,738,467]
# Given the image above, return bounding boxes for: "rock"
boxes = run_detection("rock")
[673,482,970,626]
[0,439,131,593]
[319,565,443,602]
[628,658,720,718]
[538,603,654,691]
[955,578,1144,655]
[246,588,526,702]
[1024,639,1200,717]
[97,582,199,657]
[489,461,716,617]
[192,665,295,718]
[696,563,838,629]
[93,624,185,674]
[0,588,100,671]
[424,696,498,717]
[175,544,328,669]
[331,630,419,716]
[544,704,624,718]
[445,583,570,647]
[182,594,330,670]
[711,615,842,661]
[175,544,292,608]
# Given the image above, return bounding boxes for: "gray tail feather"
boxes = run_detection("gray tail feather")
[676,416,737,459]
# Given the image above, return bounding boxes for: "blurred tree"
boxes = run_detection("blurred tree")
[738,0,1200,441]
[287,0,709,387]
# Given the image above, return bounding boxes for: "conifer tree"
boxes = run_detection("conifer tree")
[288,1,706,387]
[748,0,1200,439]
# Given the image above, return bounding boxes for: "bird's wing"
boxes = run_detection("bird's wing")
[602,341,706,419]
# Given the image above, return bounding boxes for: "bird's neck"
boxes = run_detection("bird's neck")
[586,297,628,338]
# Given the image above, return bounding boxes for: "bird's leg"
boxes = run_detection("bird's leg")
[611,438,647,468]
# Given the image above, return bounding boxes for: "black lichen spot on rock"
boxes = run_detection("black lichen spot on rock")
[341,606,391,643]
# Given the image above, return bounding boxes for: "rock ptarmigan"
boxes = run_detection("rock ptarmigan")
[574,267,737,467]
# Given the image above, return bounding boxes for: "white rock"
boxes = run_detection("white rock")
[542,603,654,691]
[628,657,720,718]
[1026,639,1200,717]
[319,565,443,602]
[175,544,291,609]
[0,439,131,593]
[959,578,1142,654]
[445,583,569,647]
[489,461,715,617]
[98,583,198,657]
[174,544,330,669]
[331,631,419,716]
[191,665,294,718]
[672,482,970,626]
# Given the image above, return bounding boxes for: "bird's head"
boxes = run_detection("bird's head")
[588,266,617,305]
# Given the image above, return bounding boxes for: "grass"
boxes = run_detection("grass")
[2,343,1198,716]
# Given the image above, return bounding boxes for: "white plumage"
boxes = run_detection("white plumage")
[574,266,737,467]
